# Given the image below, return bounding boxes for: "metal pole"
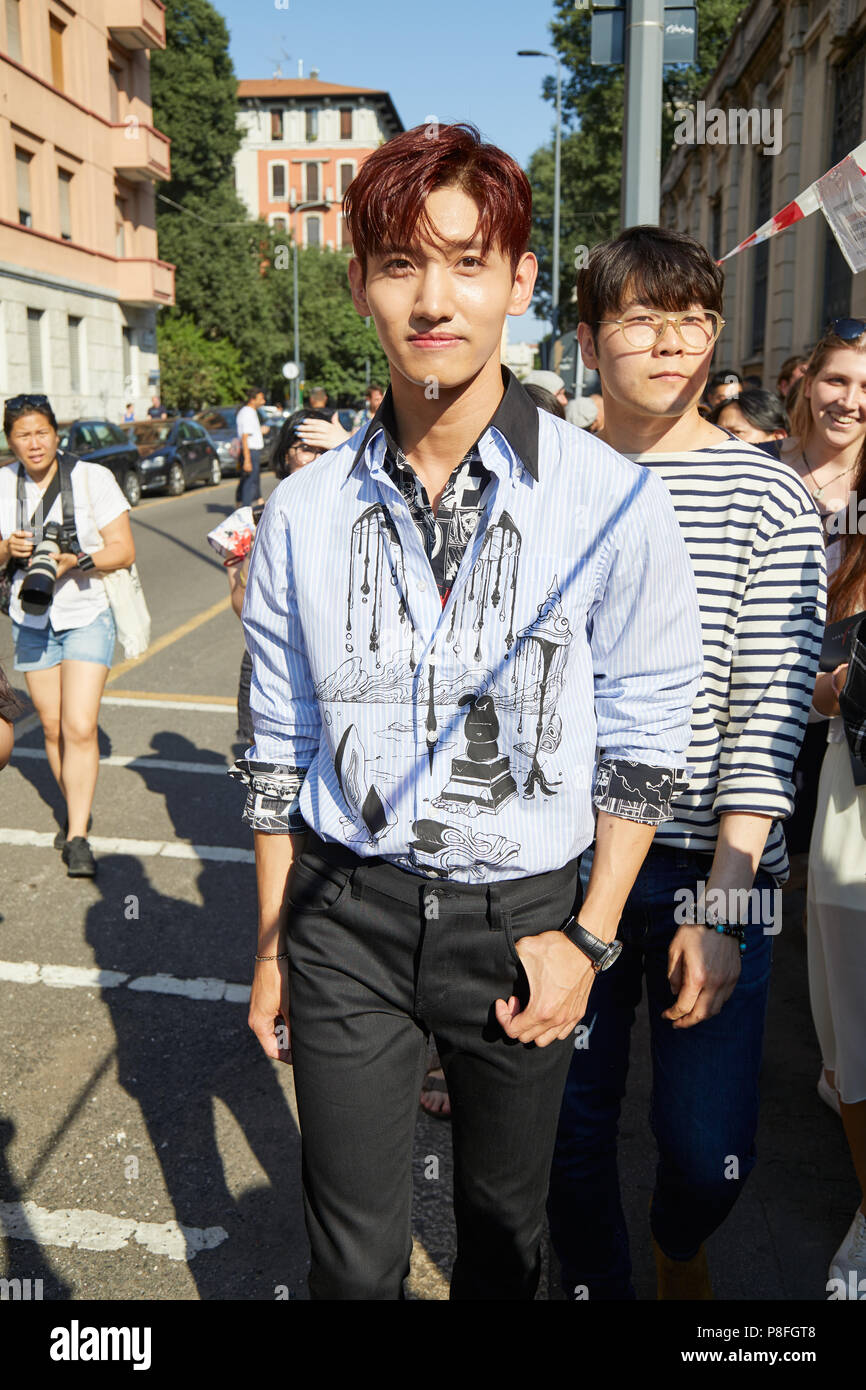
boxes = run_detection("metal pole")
[552,57,561,343]
[292,237,300,411]
[622,0,664,227]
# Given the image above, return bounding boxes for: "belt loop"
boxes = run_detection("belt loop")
[350,865,362,900]
[488,883,503,931]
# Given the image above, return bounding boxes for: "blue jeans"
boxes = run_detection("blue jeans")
[547,843,775,1300]
[235,447,261,507]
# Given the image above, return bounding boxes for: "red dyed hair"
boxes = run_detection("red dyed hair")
[344,122,532,278]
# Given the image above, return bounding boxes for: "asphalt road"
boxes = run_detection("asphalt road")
[0,474,859,1302]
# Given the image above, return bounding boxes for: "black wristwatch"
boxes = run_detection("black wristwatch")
[560,916,622,973]
[75,551,95,572]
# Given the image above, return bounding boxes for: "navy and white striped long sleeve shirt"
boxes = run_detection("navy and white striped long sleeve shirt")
[230,371,704,883]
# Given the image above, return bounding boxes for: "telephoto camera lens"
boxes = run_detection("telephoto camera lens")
[19,522,63,614]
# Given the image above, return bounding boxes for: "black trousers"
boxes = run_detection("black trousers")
[285,833,582,1300]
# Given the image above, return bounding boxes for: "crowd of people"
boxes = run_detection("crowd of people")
[0,117,864,1303]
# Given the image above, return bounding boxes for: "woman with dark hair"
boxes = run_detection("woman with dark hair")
[0,394,135,875]
[711,388,789,444]
[786,322,866,1295]
[522,383,566,420]
[270,409,333,479]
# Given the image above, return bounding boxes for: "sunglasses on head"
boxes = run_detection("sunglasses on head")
[828,318,866,340]
[5,393,51,411]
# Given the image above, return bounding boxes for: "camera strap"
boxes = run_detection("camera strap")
[15,453,76,536]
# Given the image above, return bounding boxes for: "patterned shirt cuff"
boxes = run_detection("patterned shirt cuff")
[593,757,677,825]
[227,759,309,834]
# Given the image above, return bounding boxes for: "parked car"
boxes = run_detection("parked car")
[0,429,13,468]
[193,406,275,474]
[120,418,222,495]
[56,419,143,506]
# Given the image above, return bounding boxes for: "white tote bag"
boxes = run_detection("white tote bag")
[84,467,151,659]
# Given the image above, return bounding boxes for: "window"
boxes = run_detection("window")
[340,214,352,253]
[305,107,318,141]
[58,169,72,241]
[122,325,133,393]
[822,42,865,325]
[710,198,722,261]
[750,153,773,355]
[340,108,353,140]
[68,315,81,392]
[339,161,354,197]
[305,215,321,248]
[115,197,126,256]
[271,108,283,140]
[49,15,65,91]
[27,309,44,390]
[5,0,21,61]
[16,148,32,227]
[91,422,124,447]
[270,163,286,200]
[109,63,122,123]
[272,215,287,230]
[306,162,319,202]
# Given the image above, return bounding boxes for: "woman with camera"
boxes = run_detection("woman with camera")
[0,394,135,877]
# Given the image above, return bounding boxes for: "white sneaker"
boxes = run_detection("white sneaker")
[828,1210,866,1298]
[817,1070,841,1117]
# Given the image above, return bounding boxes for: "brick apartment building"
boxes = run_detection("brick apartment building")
[234,73,403,250]
[0,0,174,421]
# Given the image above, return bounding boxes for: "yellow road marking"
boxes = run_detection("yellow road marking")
[133,479,235,512]
[106,595,233,684]
[106,690,236,706]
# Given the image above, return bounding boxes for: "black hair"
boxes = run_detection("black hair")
[3,394,58,437]
[707,369,743,392]
[246,386,264,402]
[711,388,789,436]
[272,409,334,479]
[523,383,566,420]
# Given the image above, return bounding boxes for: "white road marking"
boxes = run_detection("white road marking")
[0,828,254,863]
[0,959,250,1004]
[12,748,231,775]
[0,1200,228,1261]
[101,696,237,714]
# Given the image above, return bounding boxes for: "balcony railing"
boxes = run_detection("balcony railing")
[116,258,175,306]
[105,0,166,50]
[111,122,171,182]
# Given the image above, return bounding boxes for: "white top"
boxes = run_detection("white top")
[236,405,263,451]
[0,458,129,631]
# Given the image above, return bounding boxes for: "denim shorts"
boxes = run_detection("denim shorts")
[12,607,116,672]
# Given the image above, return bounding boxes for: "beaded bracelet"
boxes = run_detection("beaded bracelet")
[254,951,289,961]
[704,921,746,953]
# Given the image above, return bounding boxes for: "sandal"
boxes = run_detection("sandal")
[419,1068,451,1121]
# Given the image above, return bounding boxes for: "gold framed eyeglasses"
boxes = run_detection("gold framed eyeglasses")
[598,310,725,351]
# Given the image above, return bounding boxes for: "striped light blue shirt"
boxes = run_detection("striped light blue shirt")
[231,373,704,882]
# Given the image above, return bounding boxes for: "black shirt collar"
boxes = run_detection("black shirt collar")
[349,366,539,481]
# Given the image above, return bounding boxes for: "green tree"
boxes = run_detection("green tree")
[150,1,280,391]
[527,0,751,333]
[264,237,391,401]
[156,315,246,411]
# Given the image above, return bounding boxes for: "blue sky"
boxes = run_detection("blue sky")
[212,0,562,340]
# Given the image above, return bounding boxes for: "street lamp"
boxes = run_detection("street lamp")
[518,49,562,348]
[289,198,329,409]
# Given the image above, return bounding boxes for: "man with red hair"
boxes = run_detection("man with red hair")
[231,124,703,1299]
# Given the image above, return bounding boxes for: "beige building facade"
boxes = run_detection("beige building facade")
[661,0,866,386]
[234,74,403,251]
[0,0,174,422]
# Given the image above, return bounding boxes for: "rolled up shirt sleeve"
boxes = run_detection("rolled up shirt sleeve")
[589,467,703,824]
[226,486,321,834]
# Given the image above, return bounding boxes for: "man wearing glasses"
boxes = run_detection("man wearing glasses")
[547,226,826,1301]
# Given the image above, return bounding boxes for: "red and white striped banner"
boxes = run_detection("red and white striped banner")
[718,140,866,263]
